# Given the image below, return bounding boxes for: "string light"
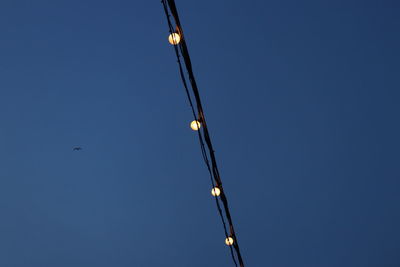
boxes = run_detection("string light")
[211,187,221,197]
[168,33,181,45]
[190,120,201,131]
[161,1,244,266]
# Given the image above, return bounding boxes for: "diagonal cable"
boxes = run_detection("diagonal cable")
[161,1,245,266]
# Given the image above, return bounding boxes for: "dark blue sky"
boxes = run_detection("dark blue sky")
[1,0,399,266]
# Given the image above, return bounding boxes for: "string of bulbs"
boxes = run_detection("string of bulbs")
[161,1,245,266]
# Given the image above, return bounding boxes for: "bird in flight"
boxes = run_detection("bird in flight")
[73,147,82,151]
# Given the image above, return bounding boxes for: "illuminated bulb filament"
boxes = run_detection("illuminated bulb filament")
[168,33,181,45]
[211,187,221,197]
[225,237,234,246]
[190,120,201,131]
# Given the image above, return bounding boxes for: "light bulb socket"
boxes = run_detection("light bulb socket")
[175,26,182,36]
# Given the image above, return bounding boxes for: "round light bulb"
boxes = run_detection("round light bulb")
[190,120,201,131]
[225,237,234,246]
[168,33,181,45]
[211,187,221,197]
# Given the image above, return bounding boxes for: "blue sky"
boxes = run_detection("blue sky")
[0,0,399,266]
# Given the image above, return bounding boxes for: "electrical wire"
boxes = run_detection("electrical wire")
[161,1,244,266]
[160,3,234,256]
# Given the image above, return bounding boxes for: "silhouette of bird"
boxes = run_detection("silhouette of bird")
[73,147,82,151]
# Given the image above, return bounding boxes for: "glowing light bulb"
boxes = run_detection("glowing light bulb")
[168,33,181,45]
[225,237,234,246]
[190,120,201,131]
[211,187,221,197]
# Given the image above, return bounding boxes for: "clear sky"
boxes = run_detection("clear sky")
[0,0,399,266]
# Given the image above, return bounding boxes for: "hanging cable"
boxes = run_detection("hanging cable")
[161,1,245,266]
[160,5,237,265]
